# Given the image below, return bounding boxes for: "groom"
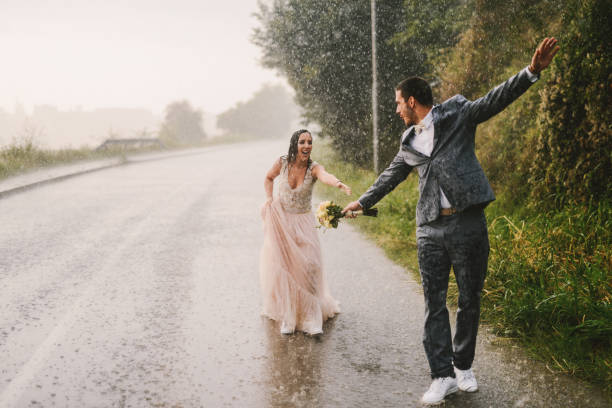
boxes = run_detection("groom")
[343,38,559,405]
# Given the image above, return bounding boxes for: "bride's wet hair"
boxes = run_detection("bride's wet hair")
[286,129,312,168]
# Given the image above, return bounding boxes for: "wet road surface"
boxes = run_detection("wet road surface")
[0,140,609,407]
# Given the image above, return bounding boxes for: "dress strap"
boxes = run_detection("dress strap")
[308,160,319,180]
[280,156,288,174]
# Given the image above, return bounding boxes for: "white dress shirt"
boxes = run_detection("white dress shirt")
[401,110,453,209]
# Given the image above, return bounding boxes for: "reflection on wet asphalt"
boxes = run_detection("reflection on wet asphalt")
[0,140,609,407]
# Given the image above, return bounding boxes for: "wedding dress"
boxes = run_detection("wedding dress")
[260,157,340,334]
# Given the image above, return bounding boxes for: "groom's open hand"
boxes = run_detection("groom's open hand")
[342,201,363,218]
[529,37,560,74]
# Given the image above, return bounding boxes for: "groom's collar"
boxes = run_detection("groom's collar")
[420,109,433,129]
[401,108,434,144]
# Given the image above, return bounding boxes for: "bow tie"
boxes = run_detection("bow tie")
[413,123,426,133]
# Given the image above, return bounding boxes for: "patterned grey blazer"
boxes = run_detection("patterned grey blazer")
[358,68,538,227]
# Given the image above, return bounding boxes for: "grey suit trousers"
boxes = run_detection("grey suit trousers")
[416,207,489,378]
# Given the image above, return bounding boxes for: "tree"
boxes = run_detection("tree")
[217,84,298,139]
[433,0,561,101]
[530,0,611,205]
[159,100,206,146]
[391,0,469,90]
[253,0,416,167]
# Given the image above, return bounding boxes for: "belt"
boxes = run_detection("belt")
[440,207,458,216]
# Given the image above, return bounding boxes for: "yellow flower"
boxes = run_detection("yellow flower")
[316,200,341,229]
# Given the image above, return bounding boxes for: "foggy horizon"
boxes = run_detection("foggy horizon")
[0,83,298,149]
[0,104,224,149]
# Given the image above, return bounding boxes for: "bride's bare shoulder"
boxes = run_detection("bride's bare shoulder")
[310,161,323,172]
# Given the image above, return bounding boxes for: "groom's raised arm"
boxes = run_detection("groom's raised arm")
[464,37,559,125]
[358,153,413,210]
[463,68,538,125]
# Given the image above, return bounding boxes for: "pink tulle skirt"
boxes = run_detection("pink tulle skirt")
[260,199,340,334]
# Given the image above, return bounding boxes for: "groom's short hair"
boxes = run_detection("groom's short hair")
[396,77,433,107]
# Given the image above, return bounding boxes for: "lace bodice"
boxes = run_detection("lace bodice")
[278,157,318,213]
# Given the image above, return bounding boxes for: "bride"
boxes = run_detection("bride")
[260,129,351,335]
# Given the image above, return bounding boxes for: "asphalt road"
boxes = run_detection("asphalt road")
[0,140,608,407]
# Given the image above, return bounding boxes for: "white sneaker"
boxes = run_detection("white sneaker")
[454,367,478,392]
[421,376,458,405]
[280,321,294,335]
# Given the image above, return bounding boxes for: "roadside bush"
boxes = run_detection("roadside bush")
[485,201,611,389]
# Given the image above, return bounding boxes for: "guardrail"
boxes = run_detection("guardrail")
[95,138,165,151]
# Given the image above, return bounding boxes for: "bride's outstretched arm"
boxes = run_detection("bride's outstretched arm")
[264,158,282,201]
[312,164,351,195]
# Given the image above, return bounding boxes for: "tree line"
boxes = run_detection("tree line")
[160,83,298,146]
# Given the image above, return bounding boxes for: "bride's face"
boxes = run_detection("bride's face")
[297,132,312,161]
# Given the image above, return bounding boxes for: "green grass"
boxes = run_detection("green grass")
[313,140,612,394]
[0,141,106,180]
[0,135,253,181]
[484,201,611,389]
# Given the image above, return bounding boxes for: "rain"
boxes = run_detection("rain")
[1,0,610,407]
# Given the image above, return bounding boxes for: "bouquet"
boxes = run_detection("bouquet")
[316,201,378,229]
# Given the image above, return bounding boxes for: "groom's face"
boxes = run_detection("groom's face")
[395,90,417,126]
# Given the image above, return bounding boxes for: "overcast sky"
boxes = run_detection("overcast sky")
[0,0,283,115]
